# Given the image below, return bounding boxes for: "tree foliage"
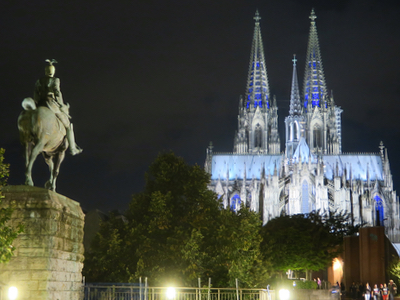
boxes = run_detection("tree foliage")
[389,257,400,281]
[0,149,24,263]
[260,210,358,274]
[84,152,268,287]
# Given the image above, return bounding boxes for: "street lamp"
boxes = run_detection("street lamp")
[166,287,176,300]
[8,286,18,300]
[279,289,290,300]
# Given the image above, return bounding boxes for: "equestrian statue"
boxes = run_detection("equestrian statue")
[18,59,83,191]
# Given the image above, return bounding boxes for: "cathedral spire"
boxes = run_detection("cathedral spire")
[303,8,327,109]
[245,10,271,111]
[289,55,302,115]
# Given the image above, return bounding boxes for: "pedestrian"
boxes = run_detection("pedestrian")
[365,283,372,300]
[359,283,364,300]
[388,280,397,300]
[373,284,380,300]
[318,278,321,289]
[382,284,389,300]
[351,282,358,300]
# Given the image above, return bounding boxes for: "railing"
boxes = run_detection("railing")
[84,285,272,300]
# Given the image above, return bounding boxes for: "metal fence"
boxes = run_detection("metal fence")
[84,285,271,300]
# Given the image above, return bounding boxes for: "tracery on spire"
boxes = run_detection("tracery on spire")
[245,10,270,111]
[303,8,327,109]
[289,55,302,116]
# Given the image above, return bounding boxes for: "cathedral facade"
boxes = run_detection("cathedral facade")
[205,9,400,243]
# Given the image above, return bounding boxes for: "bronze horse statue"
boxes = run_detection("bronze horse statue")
[18,97,69,191]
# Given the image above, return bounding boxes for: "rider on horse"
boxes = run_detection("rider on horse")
[33,59,83,156]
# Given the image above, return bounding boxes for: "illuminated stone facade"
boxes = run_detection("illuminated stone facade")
[0,186,84,300]
[205,9,400,243]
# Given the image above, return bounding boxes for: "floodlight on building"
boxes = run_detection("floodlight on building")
[279,289,290,300]
[333,258,342,270]
[166,287,176,299]
[8,286,18,300]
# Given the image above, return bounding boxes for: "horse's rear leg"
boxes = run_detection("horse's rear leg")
[25,143,44,186]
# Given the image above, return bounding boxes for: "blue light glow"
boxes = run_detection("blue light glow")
[259,100,262,108]
[312,100,320,107]
[230,194,241,211]
[374,195,384,226]
[247,102,250,109]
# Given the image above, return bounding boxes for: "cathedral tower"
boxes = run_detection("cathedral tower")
[285,55,305,158]
[234,10,280,154]
[302,9,342,155]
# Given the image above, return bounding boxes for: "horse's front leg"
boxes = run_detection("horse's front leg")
[50,150,66,192]
[24,142,32,168]
[25,142,44,186]
[43,153,54,190]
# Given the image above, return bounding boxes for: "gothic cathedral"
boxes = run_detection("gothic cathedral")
[205,9,400,243]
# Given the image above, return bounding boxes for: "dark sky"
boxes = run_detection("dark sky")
[1,0,400,213]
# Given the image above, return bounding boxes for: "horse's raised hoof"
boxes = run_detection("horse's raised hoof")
[70,146,83,156]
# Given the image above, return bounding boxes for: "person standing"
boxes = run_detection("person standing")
[373,284,380,300]
[388,280,397,300]
[382,283,389,300]
[365,283,372,300]
[351,282,358,300]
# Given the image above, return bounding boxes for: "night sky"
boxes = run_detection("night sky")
[1,1,400,213]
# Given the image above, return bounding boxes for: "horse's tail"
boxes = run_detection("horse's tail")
[22,97,37,111]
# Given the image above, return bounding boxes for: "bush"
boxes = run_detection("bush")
[294,280,318,289]
[265,278,317,290]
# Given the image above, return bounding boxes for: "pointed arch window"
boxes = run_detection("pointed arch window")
[374,195,384,226]
[254,124,262,148]
[302,180,309,214]
[313,125,322,149]
[230,194,241,212]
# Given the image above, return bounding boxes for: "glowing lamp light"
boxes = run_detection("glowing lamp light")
[279,289,290,300]
[8,286,18,300]
[333,258,342,270]
[166,287,176,300]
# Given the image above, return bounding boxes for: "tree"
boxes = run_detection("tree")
[0,149,24,263]
[260,210,358,278]
[84,152,269,287]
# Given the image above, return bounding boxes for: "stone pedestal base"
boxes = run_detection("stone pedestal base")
[0,185,84,300]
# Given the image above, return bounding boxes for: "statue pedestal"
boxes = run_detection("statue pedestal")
[0,185,84,300]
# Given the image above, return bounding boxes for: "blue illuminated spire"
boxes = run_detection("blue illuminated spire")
[289,55,302,115]
[303,8,327,108]
[245,10,270,111]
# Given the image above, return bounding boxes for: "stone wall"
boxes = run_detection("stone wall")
[0,185,85,300]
